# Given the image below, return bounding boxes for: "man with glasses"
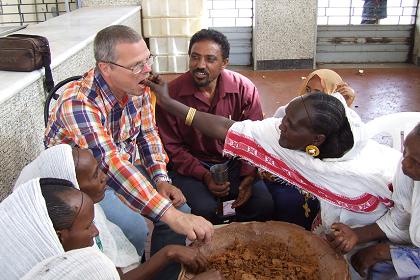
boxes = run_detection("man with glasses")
[44,25,213,280]
[156,29,274,225]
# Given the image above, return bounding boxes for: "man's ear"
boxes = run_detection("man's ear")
[313,134,326,147]
[97,62,111,77]
[221,58,229,69]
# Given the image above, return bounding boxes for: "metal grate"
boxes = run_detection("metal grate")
[0,0,78,26]
[318,0,418,25]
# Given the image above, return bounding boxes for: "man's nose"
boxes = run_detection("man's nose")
[197,57,206,68]
[143,62,152,74]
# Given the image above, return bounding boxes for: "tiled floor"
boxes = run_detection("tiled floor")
[148,65,420,260]
[162,66,420,121]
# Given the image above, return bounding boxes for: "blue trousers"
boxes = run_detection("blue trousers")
[99,165,190,280]
[171,160,274,225]
[265,179,320,231]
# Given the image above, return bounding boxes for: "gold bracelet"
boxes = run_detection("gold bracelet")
[185,107,196,126]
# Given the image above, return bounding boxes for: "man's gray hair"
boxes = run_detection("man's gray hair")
[94,25,142,63]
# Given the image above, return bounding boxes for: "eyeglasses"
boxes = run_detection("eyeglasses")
[103,55,154,75]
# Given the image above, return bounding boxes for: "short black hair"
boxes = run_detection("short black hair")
[304,93,354,159]
[39,178,80,230]
[188,29,230,59]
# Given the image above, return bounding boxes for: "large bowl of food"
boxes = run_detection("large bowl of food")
[178,221,349,280]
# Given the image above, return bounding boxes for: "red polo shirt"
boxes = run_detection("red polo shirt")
[156,69,263,181]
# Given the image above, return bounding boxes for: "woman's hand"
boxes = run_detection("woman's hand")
[166,245,208,274]
[336,83,355,106]
[142,76,170,106]
[326,222,359,254]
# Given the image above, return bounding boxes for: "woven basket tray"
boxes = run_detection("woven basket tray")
[178,221,349,280]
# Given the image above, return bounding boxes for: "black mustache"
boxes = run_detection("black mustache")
[193,69,209,75]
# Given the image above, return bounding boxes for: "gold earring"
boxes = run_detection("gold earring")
[305,145,320,157]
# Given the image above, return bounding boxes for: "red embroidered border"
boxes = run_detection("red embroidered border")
[225,130,393,213]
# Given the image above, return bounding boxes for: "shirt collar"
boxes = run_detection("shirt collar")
[93,68,129,109]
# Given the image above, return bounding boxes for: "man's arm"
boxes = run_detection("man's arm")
[136,88,172,183]
[61,98,171,222]
[375,167,413,244]
[328,223,386,254]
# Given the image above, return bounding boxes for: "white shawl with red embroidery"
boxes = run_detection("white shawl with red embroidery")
[223,106,401,231]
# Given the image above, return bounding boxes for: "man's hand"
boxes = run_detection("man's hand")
[326,222,359,254]
[232,176,253,208]
[165,245,208,274]
[336,83,355,106]
[351,243,391,277]
[192,270,225,280]
[156,181,186,208]
[161,207,214,243]
[203,172,230,197]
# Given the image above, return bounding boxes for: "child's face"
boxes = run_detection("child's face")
[402,132,420,181]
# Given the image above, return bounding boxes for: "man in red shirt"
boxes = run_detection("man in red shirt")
[156,29,273,224]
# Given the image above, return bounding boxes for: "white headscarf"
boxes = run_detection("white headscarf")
[13,144,140,268]
[14,144,78,189]
[21,247,120,280]
[0,178,64,279]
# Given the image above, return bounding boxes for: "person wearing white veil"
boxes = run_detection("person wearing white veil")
[21,247,120,280]
[328,123,420,279]
[1,177,97,279]
[13,144,141,269]
[12,145,223,279]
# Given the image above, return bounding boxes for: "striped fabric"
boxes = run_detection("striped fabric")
[44,68,171,221]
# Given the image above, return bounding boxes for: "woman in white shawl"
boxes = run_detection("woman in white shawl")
[3,177,222,280]
[328,123,420,279]
[265,69,357,230]
[1,177,100,279]
[12,145,223,280]
[14,144,141,269]
[146,78,400,235]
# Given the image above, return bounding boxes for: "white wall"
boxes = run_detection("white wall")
[0,8,141,201]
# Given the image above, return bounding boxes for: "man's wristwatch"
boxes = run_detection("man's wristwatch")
[155,175,172,185]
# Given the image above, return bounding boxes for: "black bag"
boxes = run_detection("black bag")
[0,34,54,92]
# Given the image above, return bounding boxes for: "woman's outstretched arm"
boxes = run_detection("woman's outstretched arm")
[144,79,234,140]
